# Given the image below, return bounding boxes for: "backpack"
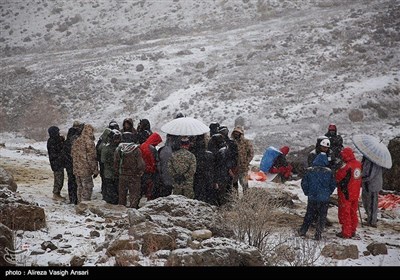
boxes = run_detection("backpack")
[118,143,139,175]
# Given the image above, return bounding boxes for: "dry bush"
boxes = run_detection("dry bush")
[219,188,283,249]
[218,188,323,266]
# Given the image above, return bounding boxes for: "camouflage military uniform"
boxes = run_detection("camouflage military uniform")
[71,124,99,203]
[168,148,197,199]
[101,140,119,204]
[232,127,254,194]
[114,143,145,208]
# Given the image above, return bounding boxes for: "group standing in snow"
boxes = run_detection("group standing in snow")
[46,115,254,208]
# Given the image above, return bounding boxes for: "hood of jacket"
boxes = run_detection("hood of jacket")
[340,147,356,162]
[312,153,329,167]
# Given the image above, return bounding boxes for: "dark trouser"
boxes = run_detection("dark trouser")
[103,178,119,205]
[158,182,173,198]
[53,170,64,195]
[119,175,142,208]
[362,189,379,226]
[141,172,159,200]
[232,172,248,195]
[300,200,329,238]
[216,182,231,206]
[66,167,78,204]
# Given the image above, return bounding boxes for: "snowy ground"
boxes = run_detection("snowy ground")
[0,138,399,267]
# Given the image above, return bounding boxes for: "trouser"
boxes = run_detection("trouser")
[103,178,119,205]
[66,167,78,204]
[141,172,158,200]
[173,184,194,199]
[52,170,64,195]
[119,175,141,208]
[232,172,249,194]
[215,182,230,206]
[338,197,359,237]
[76,176,94,203]
[362,189,379,225]
[300,200,329,237]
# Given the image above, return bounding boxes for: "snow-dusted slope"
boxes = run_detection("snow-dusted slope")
[0,0,399,152]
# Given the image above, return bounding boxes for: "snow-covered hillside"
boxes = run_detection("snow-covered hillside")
[1,0,399,152]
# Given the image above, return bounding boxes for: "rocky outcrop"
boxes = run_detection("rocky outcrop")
[166,237,264,266]
[0,188,45,231]
[366,242,388,256]
[103,195,264,266]
[287,146,314,178]
[383,136,400,191]
[321,244,359,260]
[0,166,17,192]
[0,223,15,266]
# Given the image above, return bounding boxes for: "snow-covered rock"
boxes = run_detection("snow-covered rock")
[166,237,264,266]
[0,166,17,192]
[0,223,15,266]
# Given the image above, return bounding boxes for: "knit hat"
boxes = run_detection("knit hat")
[73,121,81,128]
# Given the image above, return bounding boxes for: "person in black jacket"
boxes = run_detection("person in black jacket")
[63,123,83,204]
[191,134,216,204]
[47,126,66,201]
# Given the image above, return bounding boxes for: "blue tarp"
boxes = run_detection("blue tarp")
[260,146,282,173]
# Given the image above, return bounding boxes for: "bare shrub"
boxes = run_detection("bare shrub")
[218,188,323,266]
[219,188,283,249]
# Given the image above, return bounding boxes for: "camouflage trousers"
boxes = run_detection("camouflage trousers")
[76,176,94,203]
[232,172,249,195]
[52,170,64,195]
[173,184,194,199]
[118,175,142,208]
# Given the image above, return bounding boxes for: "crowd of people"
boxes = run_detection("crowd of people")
[46,114,254,208]
[297,124,383,240]
[47,118,384,241]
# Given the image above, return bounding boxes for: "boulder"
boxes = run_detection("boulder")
[75,200,127,220]
[0,166,17,192]
[106,235,140,256]
[70,255,86,267]
[138,195,220,232]
[166,237,264,266]
[348,109,364,122]
[366,242,388,256]
[383,136,400,191]
[128,208,147,226]
[0,223,15,266]
[0,188,46,231]
[191,229,212,241]
[321,244,359,260]
[114,250,141,266]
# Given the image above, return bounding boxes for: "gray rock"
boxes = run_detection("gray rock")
[41,241,58,251]
[0,199,46,230]
[136,64,144,72]
[90,230,100,238]
[191,229,212,241]
[128,208,147,226]
[70,255,86,267]
[106,236,140,256]
[30,249,46,255]
[0,167,17,192]
[114,250,141,266]
[321,244,359,260]
[366,242,388,256]
[348,109,364,122]
[166,237,264,266]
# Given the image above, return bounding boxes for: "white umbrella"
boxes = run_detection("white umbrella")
[352,134,392,169]
[161,117,209,136]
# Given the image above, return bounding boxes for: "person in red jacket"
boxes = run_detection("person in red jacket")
[335,147,362,238]
[140,132,163,200]
[269,146,293,183]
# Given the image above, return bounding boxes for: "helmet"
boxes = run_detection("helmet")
[320,138,331,148]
